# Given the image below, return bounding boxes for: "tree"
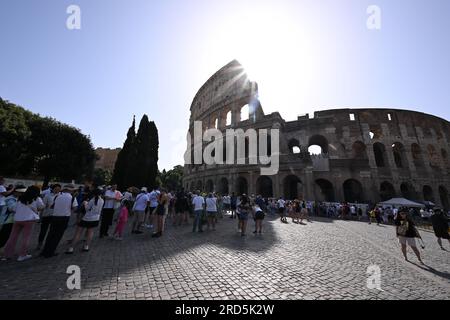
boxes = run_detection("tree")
[93,168,112,186]
[159,165,184,191]
[0,98,97,184]
[111,115,159,190]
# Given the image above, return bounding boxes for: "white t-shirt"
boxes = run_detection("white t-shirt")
[205,197,217,212]
[0,185,7,206]
[149,190,160,208]
[133,193,149,211]
[14,198,44,222]
[103,190,117,209]
[192,196,205,211]
[277,199,286,208]
[42,192,58,217]
[52,192,78,217]
[83,197,105,222]
[223,196,230,204]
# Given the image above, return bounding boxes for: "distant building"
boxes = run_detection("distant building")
[95,148,121,172]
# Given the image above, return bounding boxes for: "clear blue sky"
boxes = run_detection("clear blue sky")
[1,0,449,170]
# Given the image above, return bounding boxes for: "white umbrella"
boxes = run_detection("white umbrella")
[378,198,425,208]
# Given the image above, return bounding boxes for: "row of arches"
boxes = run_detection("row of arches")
[288,135,448,170]
[187,177,450,209]
[209,104,253,129]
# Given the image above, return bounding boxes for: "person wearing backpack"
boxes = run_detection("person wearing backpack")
[131,188,149,235]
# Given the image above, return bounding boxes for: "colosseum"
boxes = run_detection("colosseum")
[183,60,450,210]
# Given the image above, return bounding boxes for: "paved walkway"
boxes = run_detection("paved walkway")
[0,213,449,300]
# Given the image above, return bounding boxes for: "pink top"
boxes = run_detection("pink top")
[118,207,129,223]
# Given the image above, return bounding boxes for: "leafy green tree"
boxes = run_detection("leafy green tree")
[93,168,112,186]
[159,165,184,191]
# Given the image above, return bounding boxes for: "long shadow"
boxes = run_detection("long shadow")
[409,262,450,281]
[0,209,281,299]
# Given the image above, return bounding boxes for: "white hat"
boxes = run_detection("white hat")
[141,187,148,192]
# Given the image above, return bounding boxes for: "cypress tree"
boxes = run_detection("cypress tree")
[111,116,136,189]
[134,115,159,188]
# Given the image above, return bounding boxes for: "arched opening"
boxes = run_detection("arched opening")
[392,142,408,168]
[352,141,368,159]
[441,149,448,165]
[439,186,449,210]
[256,176,273,198]
[315,179,335,202]
[423,185,435,203]
[283,175,303,200]
[373,143,387,167]
[411,143,424,168]
[196,180,203,191]
[288,139,301,154]
[205,180,214,193]
[380,182,396,201]
[400,182,416,200]
[218,177,229,195]
[240,104,249,122]
[236,177,248,196]
[226,111,232,126]
[343,179,364,203]
[308,135,328,155]
[427,145,439,168]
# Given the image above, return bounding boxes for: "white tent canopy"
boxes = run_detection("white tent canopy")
[378,198,425,208]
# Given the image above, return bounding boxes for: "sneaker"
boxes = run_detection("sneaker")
[65,248,74,254]
[116,237,123,241]
[82,245,89,252]
[17,255,32,262]
[1,257,10,261]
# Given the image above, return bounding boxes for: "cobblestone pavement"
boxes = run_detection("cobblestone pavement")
[0,213,449,300]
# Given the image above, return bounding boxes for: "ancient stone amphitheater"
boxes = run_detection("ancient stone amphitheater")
[183,60,450,209]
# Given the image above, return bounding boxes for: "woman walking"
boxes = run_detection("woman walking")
[395,208,424,264]
[2,186,43,262]
[113,199,130,240]
[253,203,265,234]
[66,188,104,253]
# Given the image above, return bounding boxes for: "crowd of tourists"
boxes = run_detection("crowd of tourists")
[0,176,449,264]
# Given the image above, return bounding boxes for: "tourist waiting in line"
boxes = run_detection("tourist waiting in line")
[114,199,131,240]
[41,185,78,258]
[146,187,160,229]
[230,193,237,219]
[237,194,251,237]
[100,184,121,238]
[131,187,150,235]
[253,203,265,234]
[38,184,61,250]
[66,188,104,254]
[174,189,189,227]
[205,193,218,231]
[152,189,168,238]
[2,186,43,262]
[0,185,25,249]
[277,197,287,223]
[192,191,205,233]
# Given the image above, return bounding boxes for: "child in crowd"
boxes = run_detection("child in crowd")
[114,200,130,240]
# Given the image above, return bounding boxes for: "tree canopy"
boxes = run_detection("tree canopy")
[0,98,97,184]
[112,115,159,190]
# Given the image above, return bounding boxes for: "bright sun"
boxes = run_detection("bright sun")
[205,6,315,119]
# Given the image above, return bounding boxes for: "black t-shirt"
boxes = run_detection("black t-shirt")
[395,217,417,238]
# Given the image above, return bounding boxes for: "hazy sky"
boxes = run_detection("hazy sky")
[1,0,449,170]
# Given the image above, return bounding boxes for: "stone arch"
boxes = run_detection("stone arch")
[411,143,425,168]
[283,175,303,200]
[439,186,449,210]
[400,182,416,200]
[196,180,203,191]
[423,185,435,203]
[343,179,364,203]
[427,144,439,167]
[373,142,387,167]
[218,177,229,195]
[226,110,232,126]
[315,179,335,202]
[288,139,301,154]
[392,142,408,169]
[205,179,214,193]
[240,104,249,122]
[352,141,368,159]
[236,176,248,196]
[190,181,195,191]
[308,135,328,154]
[256,176,273,198]
[380,181,396,201]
